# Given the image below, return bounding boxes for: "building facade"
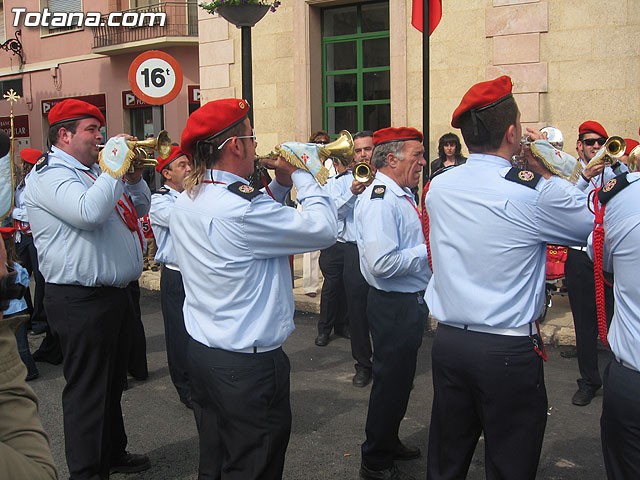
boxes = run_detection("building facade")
[0,0,200,163]
[198,0,640,162]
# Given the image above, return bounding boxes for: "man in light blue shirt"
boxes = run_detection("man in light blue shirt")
[354,126,430,480]
[149,145,193,409]
[565,121,625,407]
[588,172,640,479]
[24,99,151,479]
[425,76,594,480]
[170,99,337,480]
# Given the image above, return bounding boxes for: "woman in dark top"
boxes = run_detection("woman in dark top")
[429,132,467,178]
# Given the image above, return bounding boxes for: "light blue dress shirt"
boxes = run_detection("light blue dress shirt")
[587,172,640,371]
[24,146,150,287]
[170,168,338,352]
[12,177,32,242]
[354,171,431,293]
[3,262,28,316]
[325,171,358,243]
[149,185,180,268]
[425,153,593,329]
[575,161,628,192]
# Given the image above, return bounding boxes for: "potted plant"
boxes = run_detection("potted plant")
[200,0,281,27]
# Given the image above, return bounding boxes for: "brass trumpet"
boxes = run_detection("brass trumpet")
[627,145,640,173]
[255,130,355,166]
[585,136,626,170]
[128,130,172,170]
[353,161,374,183]
[98,130,172,171]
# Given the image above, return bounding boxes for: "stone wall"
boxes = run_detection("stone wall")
[198,0,640,158]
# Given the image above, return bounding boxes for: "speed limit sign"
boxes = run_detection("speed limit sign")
[128,51,183,105]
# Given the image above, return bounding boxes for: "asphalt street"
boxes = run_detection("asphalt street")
[29,288,612,479]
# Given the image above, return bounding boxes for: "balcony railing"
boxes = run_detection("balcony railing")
[92,2,198,49]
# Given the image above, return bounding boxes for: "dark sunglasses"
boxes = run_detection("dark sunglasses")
[582,137,606,147]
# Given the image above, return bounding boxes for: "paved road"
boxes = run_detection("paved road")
[30,288,612,479]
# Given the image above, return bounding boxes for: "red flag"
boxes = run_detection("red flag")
[412,0,442,35]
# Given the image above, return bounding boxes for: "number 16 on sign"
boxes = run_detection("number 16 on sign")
[128,51,183,105]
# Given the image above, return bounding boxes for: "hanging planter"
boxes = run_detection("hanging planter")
[200,1,280,28]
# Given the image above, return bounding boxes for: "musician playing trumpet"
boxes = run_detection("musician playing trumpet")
[169,98,337,479]
[23,98,151,478]
[317,131,375,390]
[575,121,628,192]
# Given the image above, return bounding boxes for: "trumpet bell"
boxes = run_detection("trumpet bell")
[627,145,640,173]
[127,130,172,160]
[319,130,354,167]
[353,161,373,183]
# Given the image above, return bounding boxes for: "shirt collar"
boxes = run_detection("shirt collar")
[375,171,414,198]
[466,152,513,167]
[208,169,249,185]
[50,145,94,171]
[162,184,181,197]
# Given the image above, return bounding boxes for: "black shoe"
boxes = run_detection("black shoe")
[560,346,578,358]
[335,328,350,339]
[29,326,48,335]
[393,440,421,461]
[31,350,63,365]
[315,333,330,347]
[353,370,372,388]
[110,452,151,474]
[572,387,596,406]
[359,463,416,480]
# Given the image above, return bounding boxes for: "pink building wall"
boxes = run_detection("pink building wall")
[0,0,199,152]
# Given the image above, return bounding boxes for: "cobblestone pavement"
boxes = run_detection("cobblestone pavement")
[27,284,612,479]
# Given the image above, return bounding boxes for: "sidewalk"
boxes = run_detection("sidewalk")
[139,254,576,346]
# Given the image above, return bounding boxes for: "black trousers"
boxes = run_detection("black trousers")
[427,324,547,480]
[565,248,614,391]
[160,265,190,401]
[317,242,348,335]
[343,242,372,373]
[126,280,148,380]
[601,359,640,480]
[44,284,132,480]
[187,339,292,480]
[15,233,47,330]
[361,288,426,471]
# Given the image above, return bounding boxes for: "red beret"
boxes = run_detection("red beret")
[578,121,607,139]
[624,139,639,155]
[373,127,423,147]
[451,76,513,128]
[180,99,250,156]
[48,99,105,127]
[156,145,188,172]
[0,226,16,240]
[19,148,42,165]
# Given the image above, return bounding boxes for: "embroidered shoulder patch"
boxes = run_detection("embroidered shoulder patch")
[35,153,49,172]
[156,187,170,195]
[504,167,541,189]
[371,185,386,199]
[228,181,262,200]
[597,173,630,204]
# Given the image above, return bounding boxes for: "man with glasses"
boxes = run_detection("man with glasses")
[565,121,625,406]
[170,99,338,479]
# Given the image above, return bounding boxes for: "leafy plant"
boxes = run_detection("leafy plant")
[200,0,282,14]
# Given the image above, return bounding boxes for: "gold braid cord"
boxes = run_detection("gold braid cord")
[98,148,136,179]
